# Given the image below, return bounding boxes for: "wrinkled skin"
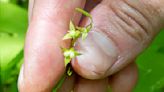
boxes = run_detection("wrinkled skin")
[18,0,164,92]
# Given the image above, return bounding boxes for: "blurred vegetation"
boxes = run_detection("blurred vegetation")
[0,0,28,92]
[0,0,164,92]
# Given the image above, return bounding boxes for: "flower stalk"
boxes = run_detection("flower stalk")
[62,8,93,76]
[54,8,93,91]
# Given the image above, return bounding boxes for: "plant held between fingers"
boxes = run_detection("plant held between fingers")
[54,8,93,91]
[62,8,93,76]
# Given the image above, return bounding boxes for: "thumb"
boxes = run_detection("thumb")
[71,0,164,79]
[18,0,85,92]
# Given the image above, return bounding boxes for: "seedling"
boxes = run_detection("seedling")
[62,8,93,76]
[54,8,93,91]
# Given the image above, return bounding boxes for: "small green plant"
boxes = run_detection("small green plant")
[54,8,93,91]
[62,8,93,76]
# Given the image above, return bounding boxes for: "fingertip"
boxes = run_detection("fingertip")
[71,31,118,80]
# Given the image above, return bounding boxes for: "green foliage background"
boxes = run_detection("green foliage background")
[0,0,164,92]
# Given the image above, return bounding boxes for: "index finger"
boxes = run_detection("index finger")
[18,0,86,91]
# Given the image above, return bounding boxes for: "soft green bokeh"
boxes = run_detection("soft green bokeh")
[134,30,164,92]
[0,2,27,92]
[0,1,164,92]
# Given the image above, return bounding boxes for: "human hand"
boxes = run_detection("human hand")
[18,0,164,92]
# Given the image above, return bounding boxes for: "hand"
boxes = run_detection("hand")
[18,0,164,92]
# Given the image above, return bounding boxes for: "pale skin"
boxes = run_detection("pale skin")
[18,0,164,92]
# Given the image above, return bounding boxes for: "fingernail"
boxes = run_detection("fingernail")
[18,64,25,90]
[72,30,119,79]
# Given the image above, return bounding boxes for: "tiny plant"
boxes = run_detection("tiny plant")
[54,8,93,91]
[62,8,93,76]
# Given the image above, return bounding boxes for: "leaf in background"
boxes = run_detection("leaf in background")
[2,50,23,84]
[134,30,164,92]
[0,0,29,9]
[0,2,27,92]
[0,2,27,69]
[157,46,164,54]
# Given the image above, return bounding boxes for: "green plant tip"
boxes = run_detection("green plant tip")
[67,67,73,76]
[61,8,93,76]
[63,48,81,66]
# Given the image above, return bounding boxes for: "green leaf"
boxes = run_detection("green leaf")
[86,24,92,32]
[63,33,72,40]
[0,3,27,70]
[80,28,88,40]
[74,30,81,39]
[0,3,27,92]
[69,30,80,39]
[69,20,75,32]
[82,32,88,40]
[134,30,164,92]
[69,48,81,58]
[63,30,81,40]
